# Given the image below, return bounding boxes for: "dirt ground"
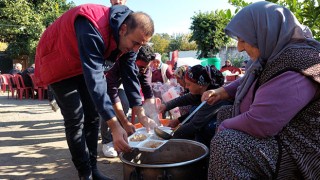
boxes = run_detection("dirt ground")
[0,93,123,180]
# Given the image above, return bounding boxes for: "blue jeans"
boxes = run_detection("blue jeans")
[50,75,100,176]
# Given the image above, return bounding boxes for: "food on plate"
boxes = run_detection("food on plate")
[142,141,163,148]
[150,135,164,140]
[130,133,147,142]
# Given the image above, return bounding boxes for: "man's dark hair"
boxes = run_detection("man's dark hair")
[137,45,155,62]
[124,12,154,36]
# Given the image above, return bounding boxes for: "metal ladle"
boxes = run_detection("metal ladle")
[154,101,207,140]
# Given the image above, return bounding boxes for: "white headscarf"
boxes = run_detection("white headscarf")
[225,1,320,116]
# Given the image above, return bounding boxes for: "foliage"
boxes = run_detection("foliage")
[150,33,197,55]
[270,0,320,41]
[229,0,320,41]
[0,0,75,60]
[231,56,244,68]
[161,53,169,63]
[150,33,170,54]
[0,42,8,51]
[228,0,251,13]
[190,9,232,58]
[168,33,197,52]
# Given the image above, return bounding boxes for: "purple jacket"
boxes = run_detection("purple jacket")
[222,71,317,137]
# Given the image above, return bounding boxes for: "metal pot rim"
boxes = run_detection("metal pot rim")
[119,139,209,168]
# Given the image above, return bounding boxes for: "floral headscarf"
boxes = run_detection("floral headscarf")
[185,64,224,89]
[174,65,188,80]
[225,1,320,116]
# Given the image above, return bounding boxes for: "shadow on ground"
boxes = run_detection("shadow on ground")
[0,94,123,180]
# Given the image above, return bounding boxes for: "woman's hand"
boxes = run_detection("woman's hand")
[139,116,158,132]
[201,87,229,105]
[158,104,166,113]
[167,119,180,128]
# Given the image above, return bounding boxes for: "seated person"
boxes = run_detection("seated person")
[221,60,233,69]
[173,65,192,116]
[21,64,35,88]
[158,65,232,147]
[202,1,320,179]
[9,63,22,75]
[101,45,158,157]
[150,53,173,84]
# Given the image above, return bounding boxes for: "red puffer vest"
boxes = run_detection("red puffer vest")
[35,4,117,86]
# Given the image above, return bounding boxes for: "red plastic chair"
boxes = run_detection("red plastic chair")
[28,73,44,100]
[13,74,34,100]
[220,67,242,82]
[0,74,9,93]
[2,74,16,98]
[220,66,242,74]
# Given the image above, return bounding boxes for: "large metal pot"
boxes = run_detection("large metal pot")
[120,139,209,180]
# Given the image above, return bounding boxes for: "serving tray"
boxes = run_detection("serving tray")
[128,126,171,152]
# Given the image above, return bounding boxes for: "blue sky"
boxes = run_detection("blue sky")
[66,0,262,35]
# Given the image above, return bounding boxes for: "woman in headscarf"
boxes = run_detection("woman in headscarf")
[202,1,320,179]
[158,64,232,147]
[173,65,192,116]
[150,53,174,84]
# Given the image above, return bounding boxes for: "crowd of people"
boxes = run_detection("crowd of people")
[28,1,320,179]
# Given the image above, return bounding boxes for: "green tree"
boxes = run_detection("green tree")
[229,0,320,41]
[168,35,181,52]
[270,0,320,41]
[0,0,74,61]
[150,33,170,54]
[190,9,232,58]
[181,33,197,51]
[168,33,197,52]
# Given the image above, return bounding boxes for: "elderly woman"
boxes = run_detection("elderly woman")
[202,1,320,179]
[151,53,173,84]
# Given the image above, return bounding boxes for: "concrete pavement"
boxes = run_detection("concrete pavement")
[0,93,123,180]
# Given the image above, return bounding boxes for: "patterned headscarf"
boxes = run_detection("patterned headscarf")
[174,65,188,80]
[225,1,320,116]
[185,64,224,89]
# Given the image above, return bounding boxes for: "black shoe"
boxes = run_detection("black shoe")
[92,167,112,180]
[50,100,60,112]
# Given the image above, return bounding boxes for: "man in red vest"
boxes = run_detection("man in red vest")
[35,4,155,180]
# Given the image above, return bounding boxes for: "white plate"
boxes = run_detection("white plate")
[128,129,168,152]
[136,140,166,152]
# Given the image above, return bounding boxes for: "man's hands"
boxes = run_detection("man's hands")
[133,106,159,132]
[158,104,166,113]
[112,102,135,135]
[107,117,131,153]
[122,121,135,136]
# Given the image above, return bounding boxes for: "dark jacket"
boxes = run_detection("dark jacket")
[21,67,34,87]
[35,4,138,121]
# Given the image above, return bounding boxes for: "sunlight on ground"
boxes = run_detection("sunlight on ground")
[0,162,69,176]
